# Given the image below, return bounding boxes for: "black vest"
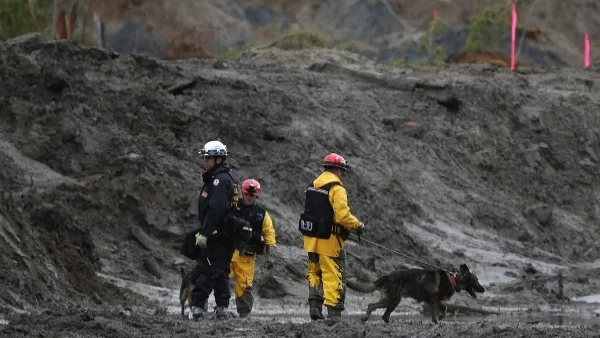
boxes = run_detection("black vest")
[232,201,266,255]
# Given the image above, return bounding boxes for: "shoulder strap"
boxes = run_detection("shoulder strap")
[222,171,238,209]
[317,181,341,191]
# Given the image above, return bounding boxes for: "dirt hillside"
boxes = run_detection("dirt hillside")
[90,0,600,67]
[1,33,600,337]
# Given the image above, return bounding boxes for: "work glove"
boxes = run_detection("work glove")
[263,246,275,270]
[356,222,365,236]
[195,232,208,248]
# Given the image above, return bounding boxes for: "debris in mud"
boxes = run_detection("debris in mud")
[525,204,553,227]
[524,264,539,275]
[131,226,158,251]
[143,257,163,279]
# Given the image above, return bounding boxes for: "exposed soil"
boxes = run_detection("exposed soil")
[1,33,600,337]
[89,0,600,67]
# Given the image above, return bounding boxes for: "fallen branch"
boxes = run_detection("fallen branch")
[131,225,156,251]
[166,79,198,95]
[143,257,162,279]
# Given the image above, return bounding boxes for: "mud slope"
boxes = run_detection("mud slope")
[1,34,600,336]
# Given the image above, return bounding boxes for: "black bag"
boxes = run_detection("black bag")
[229,213,252,249]
[253,235,266,255]
[180,229,202,260]
[298,182,340,239]
[240,234,266,256]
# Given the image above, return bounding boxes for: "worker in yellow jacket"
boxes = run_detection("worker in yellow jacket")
[299,153,364,320]
[229,179,276,318]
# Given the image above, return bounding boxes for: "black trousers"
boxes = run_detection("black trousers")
[191,237,235,308]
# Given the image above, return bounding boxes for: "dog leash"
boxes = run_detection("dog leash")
[348,234,452,273]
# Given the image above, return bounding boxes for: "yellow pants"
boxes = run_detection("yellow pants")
[230,256,256,298]
[306,251,346,310]
[230,253,256,316]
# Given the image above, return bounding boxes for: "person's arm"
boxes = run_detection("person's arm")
[330,185,360,230]
[261,212,276,247]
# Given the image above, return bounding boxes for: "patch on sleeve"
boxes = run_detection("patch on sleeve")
[213,179,219,186]
[201,191,208,198]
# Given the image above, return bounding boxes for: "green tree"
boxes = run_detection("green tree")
[417,18,447,63]
[0,0,54,39]
[464,0,534,52]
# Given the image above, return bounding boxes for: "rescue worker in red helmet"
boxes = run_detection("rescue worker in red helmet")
[299,153,364,321]
[229,179,277,318]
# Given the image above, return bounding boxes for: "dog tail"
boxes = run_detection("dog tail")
[346,279,378,293]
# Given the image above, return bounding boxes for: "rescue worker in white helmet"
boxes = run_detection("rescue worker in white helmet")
[229,179,276,318]
[184,140,236,320]
[299,153,364,321]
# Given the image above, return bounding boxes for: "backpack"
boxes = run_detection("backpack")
[298,182,340,239]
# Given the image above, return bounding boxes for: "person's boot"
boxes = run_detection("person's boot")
[309,300,325,320]
[236,289,253,318]
[190,306,205,320]
[326,306,342,323]
[215,306,228,320]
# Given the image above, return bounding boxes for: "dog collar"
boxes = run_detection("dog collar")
[449,273,458,290]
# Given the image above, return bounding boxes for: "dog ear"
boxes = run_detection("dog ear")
[459,264,470,275]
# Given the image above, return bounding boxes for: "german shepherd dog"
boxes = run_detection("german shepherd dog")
[348,264,485,323]
[179,267,197,318]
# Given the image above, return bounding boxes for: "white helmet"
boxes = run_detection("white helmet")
[200,140,228,157]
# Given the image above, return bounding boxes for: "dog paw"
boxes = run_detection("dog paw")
[360,316,369,323]
[382,315,390,323]
[438,312,446,320]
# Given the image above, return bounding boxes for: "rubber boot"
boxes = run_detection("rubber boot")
[215,306,228,320]
[236,289,253,318]
[190,306,205,320]
[326,306,342,323]
[309,300,325,320]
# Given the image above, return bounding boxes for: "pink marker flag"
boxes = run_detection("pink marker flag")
[511,4,517,71]
[433,10,439,22]
[585,32,591,69]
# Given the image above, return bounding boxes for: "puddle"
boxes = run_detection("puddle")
[573,294,600,303]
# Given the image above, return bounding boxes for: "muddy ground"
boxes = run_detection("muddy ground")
[1,34,600,337]
[3,307,600,338]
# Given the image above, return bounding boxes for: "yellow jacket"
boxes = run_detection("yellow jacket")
[231,211,276,263]
[303,171,360,257]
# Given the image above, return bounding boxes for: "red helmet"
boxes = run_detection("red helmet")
[241,179,261,196]
[322,153,348,171]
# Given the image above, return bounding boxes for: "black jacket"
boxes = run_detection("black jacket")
[197,163,234,238]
